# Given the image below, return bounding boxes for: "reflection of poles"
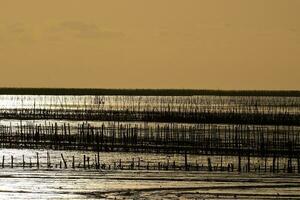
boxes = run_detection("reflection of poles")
[297,156,300,174]
[97,129,100,170]
[184,150,188,171]
[20,120,23,136]
[97,151,100,170]
[272,154,276,173]
[33,99,36,123]
[47,152,51,168]
[23,155,25,168]
[288,141,293,173]
[247,155,250,173]
[220,155,223,171]
[83,155,86,169]
[21,98,24,120]
[238,154,241,173]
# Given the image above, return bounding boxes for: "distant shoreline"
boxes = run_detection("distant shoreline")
[0,88,299,97]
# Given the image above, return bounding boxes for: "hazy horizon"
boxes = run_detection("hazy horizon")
[1,1,299,90]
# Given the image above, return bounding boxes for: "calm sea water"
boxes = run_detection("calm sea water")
[0,95,299,113]
[0,95,299,199]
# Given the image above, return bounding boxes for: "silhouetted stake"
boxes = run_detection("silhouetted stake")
[23,155,25,168]
[87,157,90,169]
[131,158,134,170]
[184,151,188,171]
[272,155,276,173]
[287,142,293,173]
[83,155,86,169]
[166,159,169,171]
[264,157,267,172]
[277,157,279,173]
[173,161,176,170]
[11,156,13,168]
[61,154,67,168]
[29,157,32,168]
[207,157,212,171]
[36,152,39,169]
[288,158,293,173]
[238,155,241,172]
[72,156,75,169]
[247,156,250,172]
[47,152,51,168]
[2,155,4,168]
[297,157,300,174]
[97,152,100,169]
[220,156,223,171]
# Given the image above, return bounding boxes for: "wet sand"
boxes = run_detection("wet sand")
[0,169,300,199]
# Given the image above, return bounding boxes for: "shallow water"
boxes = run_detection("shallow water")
[0,94,299,199]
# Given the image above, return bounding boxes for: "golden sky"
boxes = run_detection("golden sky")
[0,0,299,90]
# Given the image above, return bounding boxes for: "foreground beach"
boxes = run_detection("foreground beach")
[1,168,300,199]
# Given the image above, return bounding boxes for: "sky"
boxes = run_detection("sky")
[0,0,299,90]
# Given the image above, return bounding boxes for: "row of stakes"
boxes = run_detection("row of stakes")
[0,152,299,173]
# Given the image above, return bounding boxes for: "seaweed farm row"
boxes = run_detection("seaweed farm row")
[0,122,300,158]
[1,95,299,114]
[0,95,299,126]
[0,108,299,126]
[0,149,300,173]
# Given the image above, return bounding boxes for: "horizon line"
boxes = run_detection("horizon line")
[0,87,299,97]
